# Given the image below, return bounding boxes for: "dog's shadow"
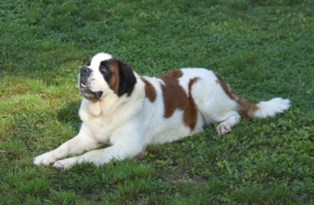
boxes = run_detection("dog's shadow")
[57,101,81,130]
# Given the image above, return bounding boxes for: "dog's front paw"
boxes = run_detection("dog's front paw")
[34,152,56,166]
[53,158,77,170]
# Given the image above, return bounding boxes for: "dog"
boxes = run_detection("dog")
[34,52,291,169]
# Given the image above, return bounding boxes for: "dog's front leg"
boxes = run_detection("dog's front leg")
[33,132,100,166]
[53,141,144,170]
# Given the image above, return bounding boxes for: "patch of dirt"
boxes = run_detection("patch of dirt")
[163,171,205,185]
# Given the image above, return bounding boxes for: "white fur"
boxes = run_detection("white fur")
[254,97,291,118]
[34,53,290,169]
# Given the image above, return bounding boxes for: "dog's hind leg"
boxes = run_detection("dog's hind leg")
[216,111,241,135]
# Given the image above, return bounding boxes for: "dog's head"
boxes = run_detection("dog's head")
[79,53,137,101]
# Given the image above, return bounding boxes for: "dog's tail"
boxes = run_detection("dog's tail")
[215,74,291,119]
[239,97,291,119]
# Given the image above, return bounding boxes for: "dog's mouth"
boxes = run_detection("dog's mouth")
[80,81,103,100]
[80,81,88,89]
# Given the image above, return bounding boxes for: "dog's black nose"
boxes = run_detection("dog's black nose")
[80,67,92,76]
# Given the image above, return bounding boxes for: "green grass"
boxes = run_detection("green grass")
[1,0,313,204]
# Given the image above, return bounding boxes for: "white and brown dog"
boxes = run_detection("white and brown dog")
[34,52,291,169]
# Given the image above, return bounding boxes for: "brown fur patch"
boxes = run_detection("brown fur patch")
[184,78,199,130]
[238,99,259,118]
[103,58,136,97]
[116,60,137,97]
[108,62,120,95]
[141,77,157,102]
[215,74,258,118]
[159,70,199,130]
[215,74,239,101]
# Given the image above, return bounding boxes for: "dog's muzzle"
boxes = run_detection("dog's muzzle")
[79,67,103,100]
[80,67,91,86]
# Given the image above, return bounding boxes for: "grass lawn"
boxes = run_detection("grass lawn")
[1,0,313,204]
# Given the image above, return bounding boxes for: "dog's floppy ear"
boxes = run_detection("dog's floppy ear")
[118,60,137,97]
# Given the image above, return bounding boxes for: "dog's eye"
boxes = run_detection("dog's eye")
[100,66,108,73]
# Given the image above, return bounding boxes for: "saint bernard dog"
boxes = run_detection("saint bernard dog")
[34,52,291,170]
